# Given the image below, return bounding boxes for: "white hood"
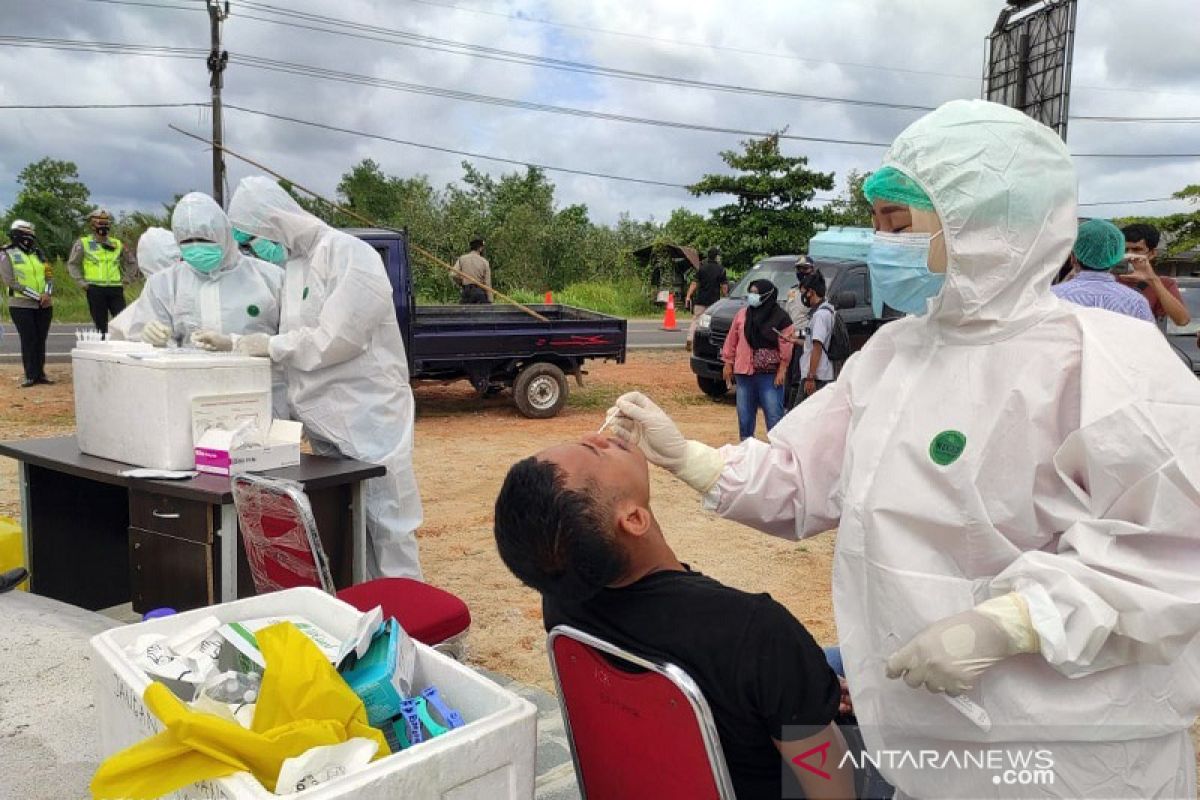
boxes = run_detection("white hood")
[171,192,240,277]
[227,176,325,257]
[883,99,1078,342]
[135,227,180,278]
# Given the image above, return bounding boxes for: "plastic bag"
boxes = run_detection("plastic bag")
[0,515,26,590]
[91,622,388,799]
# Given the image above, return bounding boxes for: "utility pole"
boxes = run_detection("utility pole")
[206,0,229,205]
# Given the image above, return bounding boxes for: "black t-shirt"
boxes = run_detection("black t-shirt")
[693,260,729,306]
[544,568,839,799]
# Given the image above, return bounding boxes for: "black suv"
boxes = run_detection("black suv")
[690,255,899,397]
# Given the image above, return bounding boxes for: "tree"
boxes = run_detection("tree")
[688,133,834,270]
[1162,184,1200,254]
[824,169,873,228]
[3,158,92,258]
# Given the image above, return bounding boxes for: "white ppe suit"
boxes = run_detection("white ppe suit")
[227,176,422,580]
[107,227,179,341]
[704,101,1200,798]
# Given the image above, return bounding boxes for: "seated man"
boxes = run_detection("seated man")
[494,434,857,799]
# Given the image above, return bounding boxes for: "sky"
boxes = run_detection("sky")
[1,0,1198,227]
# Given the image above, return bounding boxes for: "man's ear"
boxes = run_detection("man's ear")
[615,500,652,539]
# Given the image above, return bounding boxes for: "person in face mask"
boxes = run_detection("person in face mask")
[605,99,1200,798]
[0,220,54,387]
[67,209,138,336]
[720,278,795,440]
[232,226,288,267]
[108,228,182,342]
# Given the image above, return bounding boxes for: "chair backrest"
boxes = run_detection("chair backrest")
[230,473,335,595]
[548,625,735,800]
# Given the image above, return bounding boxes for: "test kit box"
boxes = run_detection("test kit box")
[73,346,272,470]
[193,409,303,476]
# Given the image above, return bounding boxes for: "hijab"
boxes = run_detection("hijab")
[744,278,791,349]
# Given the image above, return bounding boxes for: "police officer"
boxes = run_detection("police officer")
[0,220,53,387]
[67,209,136,335]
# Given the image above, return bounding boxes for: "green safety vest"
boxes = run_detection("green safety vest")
[7,248,47,296]
[81,235,123,285]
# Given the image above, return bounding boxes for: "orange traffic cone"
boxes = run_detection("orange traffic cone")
[661,293,678,331]
[544,291,553,304]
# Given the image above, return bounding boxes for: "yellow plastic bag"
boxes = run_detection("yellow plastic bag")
[0,516,26,591]
[92,622,389,799]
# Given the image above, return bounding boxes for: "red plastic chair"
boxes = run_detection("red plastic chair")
[548,625,735,800]
[231,473,470,654]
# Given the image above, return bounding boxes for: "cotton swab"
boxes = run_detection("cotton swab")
[597,409,619,434]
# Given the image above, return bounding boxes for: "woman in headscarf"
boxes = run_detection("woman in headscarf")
[720,278,795,439]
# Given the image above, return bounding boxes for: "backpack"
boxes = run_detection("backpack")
[816,302,852,362]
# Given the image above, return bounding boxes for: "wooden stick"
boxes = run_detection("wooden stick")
[168,125,550,322]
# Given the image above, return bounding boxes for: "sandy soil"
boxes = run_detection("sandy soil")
[0,353,833,694]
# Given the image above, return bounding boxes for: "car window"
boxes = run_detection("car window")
[1166,285,1200,335]
[728,262,799,298]
[838,270,869,306]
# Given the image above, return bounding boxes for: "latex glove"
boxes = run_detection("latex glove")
[234,332,271,357]
[191,330,232,352]
[142,320,173,347]
[608,391,724,493]
[886,593,1039,696]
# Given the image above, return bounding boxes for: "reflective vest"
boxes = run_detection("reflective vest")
[81,235,123,285]
[6,248,47,296]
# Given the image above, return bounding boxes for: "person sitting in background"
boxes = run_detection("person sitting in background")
[452,237,491,304]
[494,435,857,800]
[1121,222,1190,327]
[1052,219,1154,322]
[721,279,795,439]
[107,227,180,342]
[0,220,53,387]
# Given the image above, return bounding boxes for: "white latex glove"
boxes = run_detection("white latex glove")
[608,391,724,493]
[886,592,1040,696]
[141,320,172,347]
[191,330,233,352]
[234,332,271,357]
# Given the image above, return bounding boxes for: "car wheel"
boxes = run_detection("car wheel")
[697,376,728,398]
[514,363,568,418]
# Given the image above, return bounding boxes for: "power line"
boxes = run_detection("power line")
[0,101,207,109]
[1078,197,1182,207]
[1071,114,1200,123]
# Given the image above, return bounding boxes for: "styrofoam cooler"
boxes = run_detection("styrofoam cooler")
[72,346,272,470]
[91,588,538,800]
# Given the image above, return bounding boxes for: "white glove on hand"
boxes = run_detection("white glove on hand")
[608,391,724,493]
[141,320,172,347]
[234,332,271,357]
[886,592,1039,696]
[191,330,233,352]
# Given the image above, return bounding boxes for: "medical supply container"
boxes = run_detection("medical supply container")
[72,346,271,470]
[91,588,537,800]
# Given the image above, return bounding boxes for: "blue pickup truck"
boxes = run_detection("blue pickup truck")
[350,228,628,418]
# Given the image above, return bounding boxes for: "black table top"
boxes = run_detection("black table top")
[0,436,386,503]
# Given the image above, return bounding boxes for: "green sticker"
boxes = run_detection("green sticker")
[302,286,309,300]
[247,304,260,317]
[929,430,967,466]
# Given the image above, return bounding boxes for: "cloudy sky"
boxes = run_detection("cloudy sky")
[1,0,1197,226]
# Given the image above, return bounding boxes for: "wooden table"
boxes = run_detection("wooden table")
[0,436,385,613]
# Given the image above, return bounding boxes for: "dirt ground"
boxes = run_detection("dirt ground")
[0,352,834,694]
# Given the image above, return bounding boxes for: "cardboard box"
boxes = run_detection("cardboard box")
[195,419,302,476]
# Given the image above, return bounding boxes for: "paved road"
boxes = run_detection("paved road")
[0,319,688,363]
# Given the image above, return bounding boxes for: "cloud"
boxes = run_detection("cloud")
[1,0,1196,227]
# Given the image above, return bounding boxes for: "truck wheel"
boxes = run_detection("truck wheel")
[515,363,568,418]
[697,376,728,399]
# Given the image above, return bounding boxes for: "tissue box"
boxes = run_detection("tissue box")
[195,419,302,476]
[341,618,416,727]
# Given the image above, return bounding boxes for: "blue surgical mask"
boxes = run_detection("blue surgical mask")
[868,231,946,316]
[746,292,762,308]
[249,236,287,265]
[180,243,225,275]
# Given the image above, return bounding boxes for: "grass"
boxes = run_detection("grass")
[1,259,145,325]
[421,279,658,319]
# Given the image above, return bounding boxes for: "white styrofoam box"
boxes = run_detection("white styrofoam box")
[73,348,272,470]
[91,588,537,800]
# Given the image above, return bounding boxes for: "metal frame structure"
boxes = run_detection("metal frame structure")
[547,625,737,800]
[983,0,1078,139]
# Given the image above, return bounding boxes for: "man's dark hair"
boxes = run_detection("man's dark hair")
[1122,223,1160,250]
[494,457,629,601]
[799,271,826,298]
[470,237,485,251]
[706,246,720,259]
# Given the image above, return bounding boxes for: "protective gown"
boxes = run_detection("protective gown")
[227,177,422,580]
[107,227,179,341]
[708,100,1200,798]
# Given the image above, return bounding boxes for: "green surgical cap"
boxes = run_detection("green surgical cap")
[1073,218,1126,270]
[862,166,934,211]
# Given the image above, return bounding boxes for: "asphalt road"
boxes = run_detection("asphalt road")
[0,319,688,363]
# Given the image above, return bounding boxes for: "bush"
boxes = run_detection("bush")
[417,279,655,318]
